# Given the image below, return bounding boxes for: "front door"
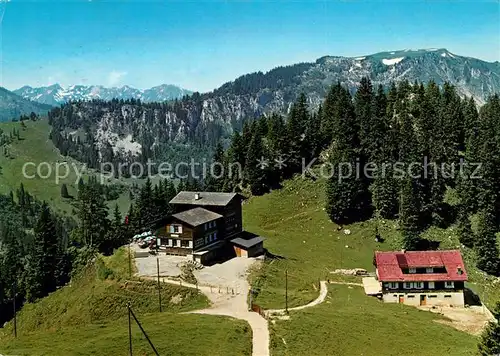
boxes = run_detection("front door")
[420,295,427,306]
[398,295,404,304]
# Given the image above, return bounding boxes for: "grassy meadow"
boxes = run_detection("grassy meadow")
[242,174,499,355]
[269,284,477,356]
[0,119,132,215]
[0,248,252,356]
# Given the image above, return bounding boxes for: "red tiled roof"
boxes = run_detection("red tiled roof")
[375,250,468,282]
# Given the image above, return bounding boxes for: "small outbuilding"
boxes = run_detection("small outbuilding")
[230,232,264,258]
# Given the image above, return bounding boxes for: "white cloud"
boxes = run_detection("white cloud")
[107,70,127,87]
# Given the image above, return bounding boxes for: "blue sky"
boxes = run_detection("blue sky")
[1,1,499,92]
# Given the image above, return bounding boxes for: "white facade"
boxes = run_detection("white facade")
[382,291,464,307]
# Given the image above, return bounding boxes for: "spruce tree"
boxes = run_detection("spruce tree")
[325,85,371,224]
[245,129,269,195]
[24,204,59,301]
[206,141,226,192]
[399,177,421,251]
[137,178,154,227]
[475,208,500,276]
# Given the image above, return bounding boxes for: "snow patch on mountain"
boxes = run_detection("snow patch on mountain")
[382,57,404,65]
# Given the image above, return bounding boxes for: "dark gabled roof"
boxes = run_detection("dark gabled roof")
[172,207,222,227]
[230,232,264,249]
[169,191,244,207]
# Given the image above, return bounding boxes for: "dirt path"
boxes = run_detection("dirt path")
[141,276,270,356]
[139,271,331,356]
[267,281,329,315]
[328,281,363,287]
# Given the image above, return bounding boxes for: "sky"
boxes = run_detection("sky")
[0,1,499,92]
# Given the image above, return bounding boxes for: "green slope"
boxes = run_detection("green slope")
[0,248,252,356]
[243,174,496,355]
[0,119,132,215]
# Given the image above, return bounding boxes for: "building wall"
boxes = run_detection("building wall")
[382,291,465,307]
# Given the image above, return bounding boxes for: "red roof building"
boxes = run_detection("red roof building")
[373,250,468,307]
[375,250,468,282]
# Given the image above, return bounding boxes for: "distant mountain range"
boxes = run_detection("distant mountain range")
[2,48,500,123]
[13,84,193,106]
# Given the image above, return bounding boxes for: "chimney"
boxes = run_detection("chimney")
[194,193,201,200]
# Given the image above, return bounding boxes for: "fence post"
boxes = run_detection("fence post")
[157,257,162,313]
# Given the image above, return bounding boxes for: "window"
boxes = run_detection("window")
[389,282,398,289]
[444,295,452,298]
[170,225,182,234]
[175,240,180,247]
[445,281,454,289]
[181,240,190,248]
[428,282,435,289]
[404,282,423,289]
[408,295,415,298]
[426,267,433,273]
[409,268,416,274]
[428,295,438,298]
[213,232,218,241]
[167,239,173,247]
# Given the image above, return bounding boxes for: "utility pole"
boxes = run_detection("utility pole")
[157,257,162,312]
[285,269,288,314]
[128,243,132,278]
[128,302,133,356]
[13,281,17,338]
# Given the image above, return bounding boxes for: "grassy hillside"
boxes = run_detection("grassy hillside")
[0,119,131,215]
[0,248,252,355]
[270,284,477,356]
[243,175,500,308]
[242,174,498,355]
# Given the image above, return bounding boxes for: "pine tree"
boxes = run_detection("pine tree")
[285,93,309,176]
[206,141,226,192]
[354,77,375,160]
[164,179,177,214]
[245,129,269,195]
[24,204,59,301]
[76,181,110,249]
[137,178,154,227]
[399,177,421,251]
[475,208,500,276]
[325,85,371,223]
[456,209,474,248]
